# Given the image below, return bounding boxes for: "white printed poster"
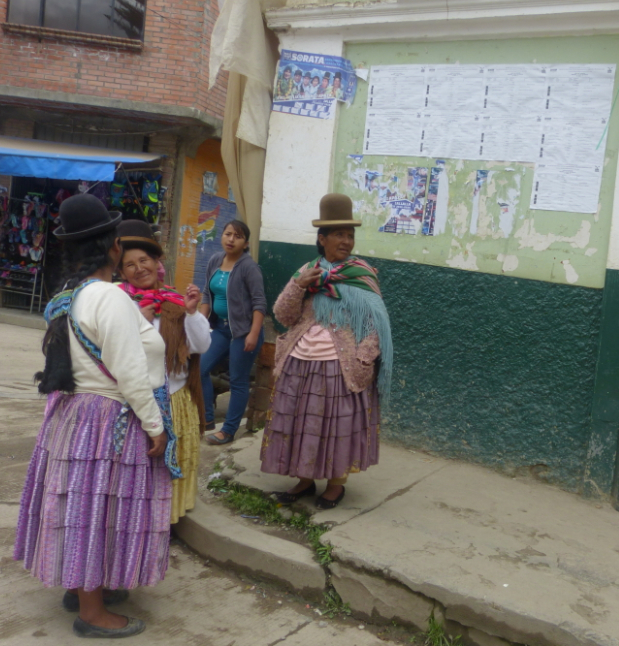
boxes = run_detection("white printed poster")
[362,63,616,213]
[530,164,603,214]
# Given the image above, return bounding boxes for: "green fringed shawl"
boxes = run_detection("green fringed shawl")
[309,257,393,402]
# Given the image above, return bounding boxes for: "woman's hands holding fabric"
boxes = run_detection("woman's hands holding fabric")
[244,330,260,352]
[147,432,167,457]
[184,283,201,315]
[295,267,322,289]
[141,303,157,323]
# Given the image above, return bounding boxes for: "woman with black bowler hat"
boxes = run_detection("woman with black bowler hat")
[13,194,177,638]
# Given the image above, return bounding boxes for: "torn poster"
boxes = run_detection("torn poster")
[423,166,448,236]
[469,169,521,236]
[202,171,218,196]
[272,49,358,120]
[471,170,489,235]
[378,167,427,235]
[530,164,603,213]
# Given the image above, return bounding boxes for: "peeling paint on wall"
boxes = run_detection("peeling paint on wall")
[329,37,619,289]
[497,254,519,272]
[446,240,479,271]
[514,219,591,252]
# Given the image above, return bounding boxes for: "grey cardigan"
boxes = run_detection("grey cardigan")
[200,251,267,338]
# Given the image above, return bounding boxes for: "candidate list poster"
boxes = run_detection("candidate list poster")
[272,50,358,120]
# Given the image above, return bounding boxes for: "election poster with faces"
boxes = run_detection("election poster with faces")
[272,50,358,120]
[363,63,616,213]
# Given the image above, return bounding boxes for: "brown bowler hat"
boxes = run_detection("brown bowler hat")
[312,193,361,228]
[117,219,163,257]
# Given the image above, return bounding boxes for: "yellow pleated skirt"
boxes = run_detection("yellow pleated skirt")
[169,385,201,524]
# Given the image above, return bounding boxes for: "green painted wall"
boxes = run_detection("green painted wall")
[333,36,619,289]
[261,240,604,492]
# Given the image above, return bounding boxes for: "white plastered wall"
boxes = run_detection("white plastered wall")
[260,31,344,247]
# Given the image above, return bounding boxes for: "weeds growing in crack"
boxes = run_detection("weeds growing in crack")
[206,477,229,494]
[322,587,351,618]
[206,480,334,565]
[418,613,463,646]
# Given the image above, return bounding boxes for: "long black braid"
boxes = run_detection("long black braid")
[35,230,118,394]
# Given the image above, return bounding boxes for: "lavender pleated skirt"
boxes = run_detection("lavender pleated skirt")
[13,392,172,592]
[260,357,380,480]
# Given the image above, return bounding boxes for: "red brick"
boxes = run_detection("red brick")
[0,0,226,120]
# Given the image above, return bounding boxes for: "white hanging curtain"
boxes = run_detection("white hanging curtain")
[209,0,278,258]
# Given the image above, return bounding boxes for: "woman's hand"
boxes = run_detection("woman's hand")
[295,267,322,289]
[147,432,167,457]
[244,331,259,352]
[141,303,157,323]
[184,283,201,315]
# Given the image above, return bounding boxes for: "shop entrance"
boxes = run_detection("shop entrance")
[0,136,163,313]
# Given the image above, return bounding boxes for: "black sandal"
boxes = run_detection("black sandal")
[275,481,316,504]
[315,486,345,510]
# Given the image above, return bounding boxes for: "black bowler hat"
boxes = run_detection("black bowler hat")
[54,194,122,241]
[117,219,163,256]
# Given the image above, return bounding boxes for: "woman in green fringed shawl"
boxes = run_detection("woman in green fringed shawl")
[260,194,393,509]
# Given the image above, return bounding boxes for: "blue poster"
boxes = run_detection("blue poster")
[191,194,237,292]
[272,49,358,120]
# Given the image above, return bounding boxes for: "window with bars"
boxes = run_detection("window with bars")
[6,0,147,40]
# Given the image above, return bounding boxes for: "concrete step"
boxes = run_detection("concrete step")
[197,430,619,646]
[175,498,326,601]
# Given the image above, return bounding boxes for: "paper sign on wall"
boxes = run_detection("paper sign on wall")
[272,50,358,120]
[362,63,616,213]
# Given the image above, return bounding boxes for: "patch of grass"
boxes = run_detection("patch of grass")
[306,523,333,565]
[226,484,283,525]
[322,587,352,618]
[421,613,464,646]
[207,478,230,494]
[207,481,335,565]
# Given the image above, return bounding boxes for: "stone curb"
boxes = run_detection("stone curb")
[175,498,326,601]
[0,309,46,330]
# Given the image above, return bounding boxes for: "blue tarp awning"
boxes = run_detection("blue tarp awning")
[0,136,161,181]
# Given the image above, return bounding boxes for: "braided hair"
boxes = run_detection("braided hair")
[316,227,329,256]
[35,230,118,394]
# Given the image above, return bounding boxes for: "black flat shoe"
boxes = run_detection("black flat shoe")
[205,432,234,445]
[315,486,345,510]
[73,616,145,638]
[63,589,129,612]
[275,481,316,504]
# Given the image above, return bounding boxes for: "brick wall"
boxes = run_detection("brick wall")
[0,0,227,120]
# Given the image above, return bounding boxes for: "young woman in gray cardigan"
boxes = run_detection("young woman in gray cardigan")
[199,220,267,444]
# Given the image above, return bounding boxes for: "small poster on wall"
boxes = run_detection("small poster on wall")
[272,49,358,120]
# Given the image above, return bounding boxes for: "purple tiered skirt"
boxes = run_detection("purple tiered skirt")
[13,392,172,591]
[260,358,380,480]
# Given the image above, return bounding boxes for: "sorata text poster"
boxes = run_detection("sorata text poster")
[272,50,358,120]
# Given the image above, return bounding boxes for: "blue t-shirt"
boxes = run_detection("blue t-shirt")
[210,269,230,319]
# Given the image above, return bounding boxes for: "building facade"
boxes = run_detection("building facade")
[258,0,619,497]
[0,0,235,302]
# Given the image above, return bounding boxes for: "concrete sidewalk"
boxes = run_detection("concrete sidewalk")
[0,323,406,646]
[178,431,619,646]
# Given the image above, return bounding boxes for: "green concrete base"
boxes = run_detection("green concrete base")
[260,240,606,494]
